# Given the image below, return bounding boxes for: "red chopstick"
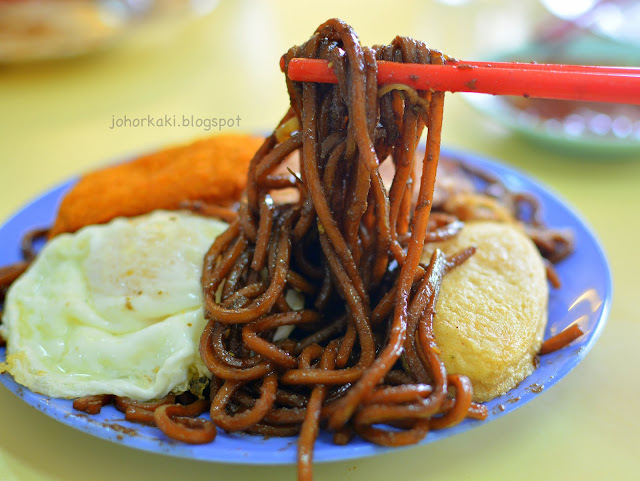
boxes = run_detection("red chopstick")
[281,58,640,104]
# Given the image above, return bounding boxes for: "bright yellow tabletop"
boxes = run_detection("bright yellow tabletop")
[1,1,639,480]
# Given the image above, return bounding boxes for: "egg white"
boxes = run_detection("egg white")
[0,210,228,401]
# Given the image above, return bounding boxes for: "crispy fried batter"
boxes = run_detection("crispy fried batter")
[50,134,264,236]
[425,221,548,402]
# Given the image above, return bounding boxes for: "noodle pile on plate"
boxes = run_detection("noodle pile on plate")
[197,19,481,479]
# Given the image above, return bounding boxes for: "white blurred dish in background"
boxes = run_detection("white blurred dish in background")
[0,0,218,63]
[540,0,640,47]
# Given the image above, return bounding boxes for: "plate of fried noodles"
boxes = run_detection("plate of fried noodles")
[0,144,611,463]
[0,19,611,480]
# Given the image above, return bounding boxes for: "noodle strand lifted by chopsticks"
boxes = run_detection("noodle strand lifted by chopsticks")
[197,19,482,480]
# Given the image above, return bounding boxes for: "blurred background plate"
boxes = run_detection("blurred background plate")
[0,0,218,63]
[539,0,640,48]
[462,34,640,157]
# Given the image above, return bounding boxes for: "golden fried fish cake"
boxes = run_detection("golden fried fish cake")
[49,134,264,237]
[424,221,548,402]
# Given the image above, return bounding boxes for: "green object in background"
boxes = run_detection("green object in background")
[463,34,640,157]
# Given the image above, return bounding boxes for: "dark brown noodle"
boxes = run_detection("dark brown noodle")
[196,19,482,480]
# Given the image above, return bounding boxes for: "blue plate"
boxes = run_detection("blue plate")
[0,148,612,464]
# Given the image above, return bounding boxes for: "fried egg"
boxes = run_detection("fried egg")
[0,210,228,400]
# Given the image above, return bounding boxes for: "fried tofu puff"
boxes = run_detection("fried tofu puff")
[424,221,548,402]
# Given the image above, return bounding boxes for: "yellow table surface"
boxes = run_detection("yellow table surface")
[1,1,639,480]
